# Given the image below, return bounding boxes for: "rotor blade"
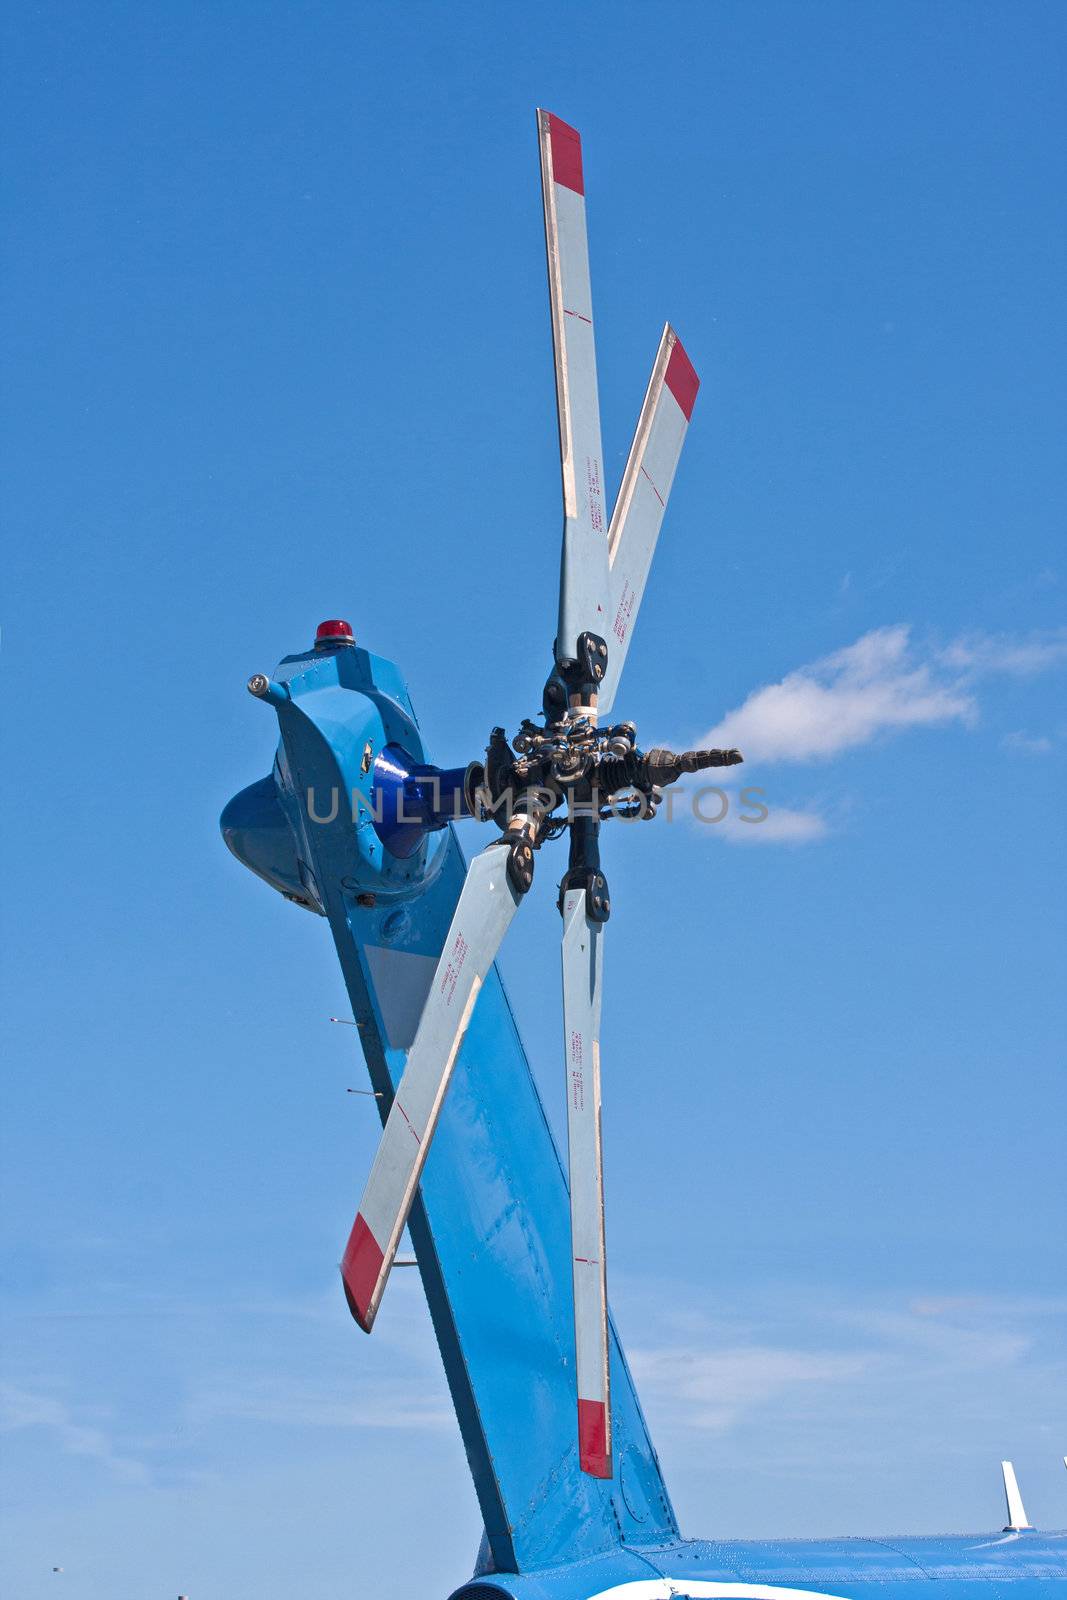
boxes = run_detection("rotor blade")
[598,325,700,716]
[561,887,611,1478]
[538,109,610,665]
[342,845,521,1331]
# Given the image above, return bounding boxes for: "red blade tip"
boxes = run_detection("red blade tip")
[341,1213,385,1332]
[665,337,700,421]
[543,110,584,196]
[578,1398,612,1478]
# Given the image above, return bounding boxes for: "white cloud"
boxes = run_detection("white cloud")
[622,1285,1067,1447]
[719,804,829,846]
[701,625,1067,767]
[941,628,1067,677]
[629,1343,869,1432]
[1001,730,1054,755]
[664,777,830,846]
[190,1375,453,1432]
[703,625,974,764]
[0,1383,148,1483]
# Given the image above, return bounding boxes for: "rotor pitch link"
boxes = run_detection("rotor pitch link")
[500,822,537,896]
[543,630,608,723]
[498,793,556,896]
[599,786,662,822]
[557,866,610,922]
[557,813,610,922]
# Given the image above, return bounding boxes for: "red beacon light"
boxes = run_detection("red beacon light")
[314,618,355,650]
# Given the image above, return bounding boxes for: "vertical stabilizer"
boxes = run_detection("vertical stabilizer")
[1002,1460,1033,1531]
[264,643,677,1574]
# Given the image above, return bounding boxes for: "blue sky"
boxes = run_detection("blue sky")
[2,2,1065,1596]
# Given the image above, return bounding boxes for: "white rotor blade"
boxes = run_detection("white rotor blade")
[598,325,700,716]
[561,888,611,1478]
[538,109,610,664]
[342,846,521,1331]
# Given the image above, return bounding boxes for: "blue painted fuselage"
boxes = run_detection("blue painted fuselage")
[445,1531,1066,1599]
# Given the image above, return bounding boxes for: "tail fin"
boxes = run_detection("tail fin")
[272,643,677,1574]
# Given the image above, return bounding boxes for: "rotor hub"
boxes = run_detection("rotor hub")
[473,707,743,854]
